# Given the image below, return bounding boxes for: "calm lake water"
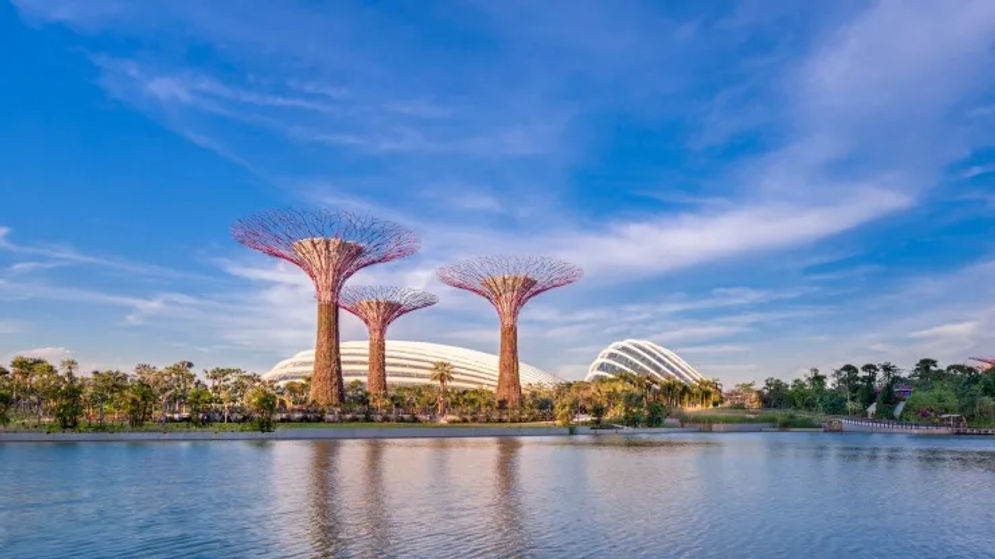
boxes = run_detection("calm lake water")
[1,432,994,558]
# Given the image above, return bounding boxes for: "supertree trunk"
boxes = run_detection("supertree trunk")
[367,328,388,396]
[496,320,522,407]
[311,301,344,406]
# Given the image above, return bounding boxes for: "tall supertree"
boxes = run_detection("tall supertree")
[232,209,418,406]
[438,255,581,407]
[339,285,438,395]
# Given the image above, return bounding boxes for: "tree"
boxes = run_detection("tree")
[123,381,156,427]
[590,401,606,425]
[430,361,455,416]
[0,385,11,429]
[86,371,128,424]
[910,358,942,388]
[52,374,83,429]
[646,401,666,427]
[187,386,214,426]
[245,386,277,432]
[760,377,790,409]
[554,396,577,426]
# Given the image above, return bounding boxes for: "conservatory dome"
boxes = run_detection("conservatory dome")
[264,340,561,390]
[586,339,704,385]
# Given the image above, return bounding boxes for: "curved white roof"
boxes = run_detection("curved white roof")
[585,339,704,385]
[264,340,561,390]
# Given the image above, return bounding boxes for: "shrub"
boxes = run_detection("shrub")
[245,386,277,432]
[645,402,666,427]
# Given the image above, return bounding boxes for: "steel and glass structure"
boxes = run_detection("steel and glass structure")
[265,340,561,390]
[438,255,581,407]
[585,339,704,384]
[232,208,418,406]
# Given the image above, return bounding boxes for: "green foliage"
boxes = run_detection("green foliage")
[187,386,214,426]
[53,379,83,429]
[873,377,901,419]
[554,397,577,426]
[645,402,666,427]
[590,402,606,425]
[0,386,12,428]
[245,386,277,432]
[124,381,156,427]
[900,385,958,421]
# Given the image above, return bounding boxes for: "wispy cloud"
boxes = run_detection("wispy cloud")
[0,226,208,281]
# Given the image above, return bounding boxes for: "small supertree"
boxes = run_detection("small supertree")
[438,255,581,407]
[339,285,438,396]
[971,357,995,371]
[232,209,418,406]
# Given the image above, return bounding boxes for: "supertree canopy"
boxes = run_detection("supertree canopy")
[438,255,582,407]
[339,285,438,395]
[232,209,419,406]
[970,357,995,371]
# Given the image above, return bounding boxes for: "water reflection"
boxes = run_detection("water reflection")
[3,434,995,558]
[492,438,526,556]
[308,441,344,558]
[359,440,391,558]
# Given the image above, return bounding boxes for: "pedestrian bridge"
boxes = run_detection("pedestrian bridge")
[828,418,995,436]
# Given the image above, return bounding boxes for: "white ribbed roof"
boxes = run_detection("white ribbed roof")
[263,340,561,390]
[585,339,704,385]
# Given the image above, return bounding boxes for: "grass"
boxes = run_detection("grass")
[679,408,824,428]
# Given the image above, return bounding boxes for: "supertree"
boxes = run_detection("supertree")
[970,357,995,371]
[232,209,418,406]
[437,255,581,407]
[339,285,438,395]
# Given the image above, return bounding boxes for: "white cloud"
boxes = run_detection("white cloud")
[559,189,911,279]
[908,321,979,340]
[9,346,73,363]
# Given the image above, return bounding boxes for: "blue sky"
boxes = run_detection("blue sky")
[2,0,994,383]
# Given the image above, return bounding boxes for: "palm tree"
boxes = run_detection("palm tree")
[429,361,455,416]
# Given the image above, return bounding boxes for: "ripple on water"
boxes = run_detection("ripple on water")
[1,433,994,558]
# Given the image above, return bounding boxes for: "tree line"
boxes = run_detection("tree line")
[737,358,995,425]
[0,355,723,431]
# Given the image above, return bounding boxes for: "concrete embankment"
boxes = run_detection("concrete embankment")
[0,425,745,443]
[691,422,778,432]
[0,426,574,443]
[0,424,836,443]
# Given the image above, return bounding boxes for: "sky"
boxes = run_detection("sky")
[1,0,994,384]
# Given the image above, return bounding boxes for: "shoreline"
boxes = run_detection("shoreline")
[4,423,991,443]
[0,425,705,442]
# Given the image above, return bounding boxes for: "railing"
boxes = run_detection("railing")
[832,417,995,436]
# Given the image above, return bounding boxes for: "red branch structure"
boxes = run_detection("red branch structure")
[438,255,582,407]
[339,285,438,395]
[970,357,995,371]
[232,209,418,406]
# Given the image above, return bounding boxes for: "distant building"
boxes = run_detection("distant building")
[585,339,704,385]
[263,340,561,390]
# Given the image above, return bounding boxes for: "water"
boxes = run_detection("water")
[1,433,993,558]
